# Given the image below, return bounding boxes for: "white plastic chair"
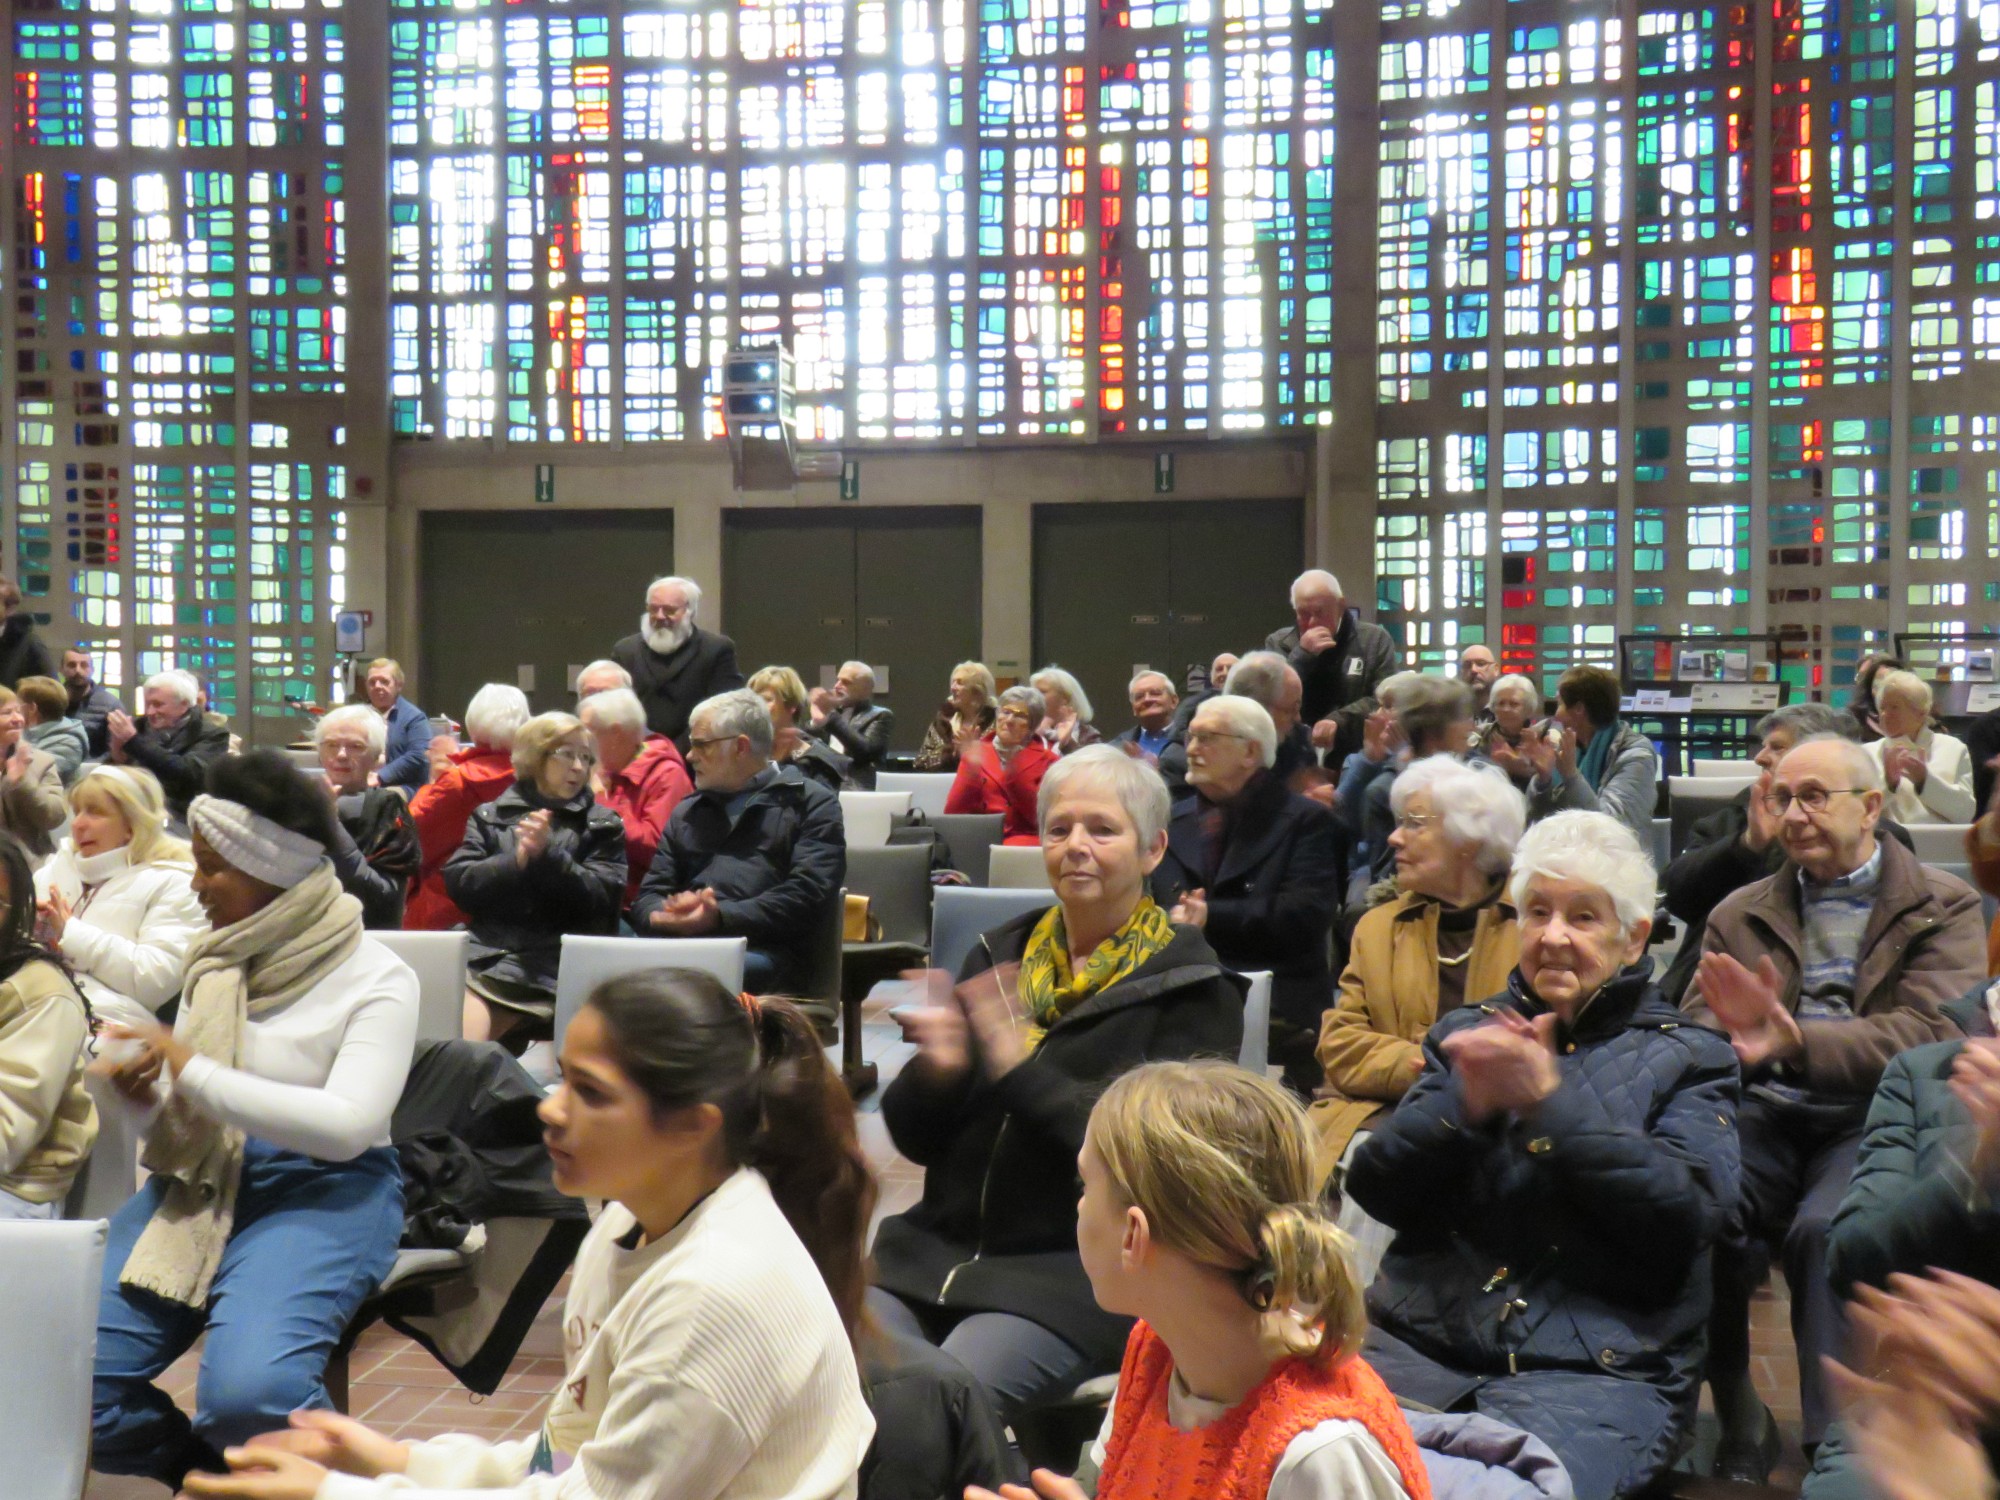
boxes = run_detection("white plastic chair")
[838,790,911,848]
[1238,970,1272,1074]
[986,843,1054,890]
[1692,758,1755,778]
[0,1218,107,1500]
[553,935,748,1051]
[1906,823,1975,867]
[369,930,470,1043]
[929,887,1056,977]
[876,772,955,820]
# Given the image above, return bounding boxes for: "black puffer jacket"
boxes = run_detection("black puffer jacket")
[1349,962,1739,1420]
[872,911,1245,1366]
[443,781,627,993]
[122,710,231,821]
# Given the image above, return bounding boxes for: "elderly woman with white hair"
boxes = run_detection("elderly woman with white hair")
[577,685,691,911]
[1865,668,1975,824]
[1346,811,1741,1500]
[1473,672,1544,785]
[106,669,231,822]
[1030,665,1101,755]
[915,660,998,772]
[405,683,531,930]
[944,683,1061,844]
[313,704,421,929]
[873,745,1245,1421]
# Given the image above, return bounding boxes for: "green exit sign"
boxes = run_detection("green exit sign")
[534,464,555,504]
[1154,453,1174,493]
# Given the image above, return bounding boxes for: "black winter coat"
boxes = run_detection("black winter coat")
[872,911,1245,1366]
[861,1335,1022,1500]
[629,766,844,991]
[0,613,54,691]
[1348,963,1740,1418]
[1149,770,1341,1028]
[444,781,627,993]
[122,710,231,820]
[1266,608,1401,762]
[820,701,895,788]
[609,627,746,747]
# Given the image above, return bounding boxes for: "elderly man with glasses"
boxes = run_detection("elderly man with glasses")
[1686,732,1987,1483]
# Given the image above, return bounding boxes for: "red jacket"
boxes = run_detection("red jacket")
[599,734,694,905]
[404,743,516,930]
[944,735,1058,844]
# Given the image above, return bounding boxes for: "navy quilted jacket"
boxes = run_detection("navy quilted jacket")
[1347,961,1740,1405]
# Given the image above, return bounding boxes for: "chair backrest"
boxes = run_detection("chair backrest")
[0,1218,107,1500]
[1666,775,1756,857]
[931,813,1005,884]
[1648,816,1671,873]
[845,843,934,947]
[1692,757,1755,778]
[553,935,748,1051]
[1905,822,1974,867]
[930,887,1056,977]
[64,1072,137,1223]
[369,930,470,1043]
[839,790,911,848]
[986,843,1053,890]
[876,772,955,820]
[1238,971,1272,1074]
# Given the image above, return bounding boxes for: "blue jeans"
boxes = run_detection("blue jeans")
[91,1138,403,1486]
[743,948,780,993]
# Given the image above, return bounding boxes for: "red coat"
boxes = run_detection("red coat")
[944,735,1059,844]
[598,734,694,905]
[403,743,516,930]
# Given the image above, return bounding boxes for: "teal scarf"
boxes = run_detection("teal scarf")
[1576,718,1620,791]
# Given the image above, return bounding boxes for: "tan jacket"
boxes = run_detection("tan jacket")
[0,959,96,1204]
[0,742,66,864]
[1688,834,1987,1098]
[1309,889,1518,1183]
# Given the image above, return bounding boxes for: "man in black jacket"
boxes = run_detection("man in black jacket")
[106,670,231,821]
[61,644,121,757]
[817,659,894,788]
[0,577,54,690]
[631,688,844,998]
[1265,568,1401,767]
[609,576,746,747]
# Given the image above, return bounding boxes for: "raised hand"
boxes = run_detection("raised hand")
[1694,951,1803,1068]
[1169,887,1208,928]
[1443,1009,1560,1124]
[513,809,554,867]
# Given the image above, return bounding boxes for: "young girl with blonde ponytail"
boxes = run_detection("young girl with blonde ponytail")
[972,1060,1431,1500]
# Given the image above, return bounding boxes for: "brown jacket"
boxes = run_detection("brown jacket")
[1965,815,2000,975]
[1688,834,1986,1097]
[0,742,67,865]
[1308,888,1518,1183]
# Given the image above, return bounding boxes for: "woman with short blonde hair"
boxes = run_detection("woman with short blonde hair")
[405,684,530,930]
[748,665,848,791]
[915,661,999,772]
[1032,665,1102,755]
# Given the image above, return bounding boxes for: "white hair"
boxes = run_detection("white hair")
[1390,756,1527,876]
[315,703,387,760]
[1789,732,1886,793]
[1508,810,1657,937]
[579,686,647,736]
[647,575,703,618]
[839,660,876,693]
[464,683,532,751]
[1128,670,1177,700]
[1223,651,1289,710]
[576,658,632,692]
[1488,673,1542,712]
[1872,668,1933,716]
[1031,666,1093,725]
[1193,694,1278,769]
[1038,743,1173,848]
[143,670,199,708]
[1290,568,1343,604]
[1373,670,1423,712]
[692,688,774,757]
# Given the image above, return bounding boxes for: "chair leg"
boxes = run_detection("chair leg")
[841,992,879,1099]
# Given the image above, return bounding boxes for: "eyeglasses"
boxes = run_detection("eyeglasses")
[1763,786,1868,816]
[685,735,736,751]
[1393,812,1441,833]
[549,746,598,768]
[1186,730,1252,748]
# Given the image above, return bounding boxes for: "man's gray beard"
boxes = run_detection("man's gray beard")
[641,616,693,655]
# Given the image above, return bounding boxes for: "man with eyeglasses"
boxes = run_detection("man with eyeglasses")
[1687,733,1986,1483]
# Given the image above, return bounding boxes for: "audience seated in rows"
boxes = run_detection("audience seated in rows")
[62,643,120,758]
[1863,668,1976,825]
[873,746,1244,1422]
[1160,651,1312,800]
[447,711,627,1044]
[1471,672,1541,782]
[90,752,418,1490]
[1267,569,1399,766]
[1688,734,1987,1479]
[1110,670,1179,762]
[1032,666,1101,755]
[631,688,846,997]
[185,972,877,1500]
[106,669,231,823]
[1313,757,1525,1199]
[915,660,998,774]
[1339,675,1480,887]
[358,657,431,793]
[314,705,423,931]
[1845,653,1902,743]
[609,575,746,748]
[404,683,530,931]
[35,765,203,1034]
[19,674,86,785]
[1149,694,1340,1095]
[751,665,851,792]
[1457,644,1498,724]
[944,684,1060,844]
[1513,664,1660,847]
[818,660,896,788]
[1349,811,1740,1500]
[1166,650,1241,742]
[578,686,692,910]
[0,683,69,866]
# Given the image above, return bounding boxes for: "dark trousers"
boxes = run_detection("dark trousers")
[1711,1091,1866,1447]
[866,1286,1096,1427]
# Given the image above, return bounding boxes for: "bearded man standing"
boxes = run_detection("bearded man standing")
[609,576,746,749]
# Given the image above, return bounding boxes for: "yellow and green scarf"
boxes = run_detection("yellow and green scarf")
[1016,897,1178,1049]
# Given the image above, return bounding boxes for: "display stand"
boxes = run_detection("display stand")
[1617,634,1791,775]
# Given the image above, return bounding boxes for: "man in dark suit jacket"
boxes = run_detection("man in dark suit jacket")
[609,576,746,748]
[816,660,894,788]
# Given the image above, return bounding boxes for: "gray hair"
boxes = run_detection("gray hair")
[143,670,198,708]
[839,660,876,693]
[1488,673,1542,713]
[1192,694,1278,769]
[1290,568,1343,604]
[1789,731,1885,793]
[576,658,633,692]
[1391,756,1526,876]
[647,575,703,618]
[1395,675,1476,753]
[691,688,774,758]
[1037,743,1173,849]
[314,703,387,760]
[1872,668,1933,716]
[464,683,532,751]
[1128,669,1177,701]
[1374,670,1424,713]
[1508,810,1657,937]
[1031,665,1093,725]
[998,684,1046,729]
[579,686,648,736]
[1755,701,1852,742]
[1223,651,1289,710]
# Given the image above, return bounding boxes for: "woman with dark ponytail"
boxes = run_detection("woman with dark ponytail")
[186,969,877,1500]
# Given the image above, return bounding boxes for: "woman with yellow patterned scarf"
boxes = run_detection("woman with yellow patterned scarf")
[870,745,1247,1426]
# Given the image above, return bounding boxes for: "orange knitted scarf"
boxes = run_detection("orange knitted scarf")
[1098,1322,1433,1500]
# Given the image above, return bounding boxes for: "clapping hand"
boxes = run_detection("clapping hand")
[1744,770,1783,852]
[966,1471,1090,1500]
[1693,952,1803,1069]
[958,962,1029,1080]
[1,738,32,786]
[181,1445,328,1500]
[892,968,972,1079]
[89,1019,193,1105]
[1883,741,1929,792]
[1359,706,1400,763]
[1442,1008,1560,1125]
[648,887,720,935]
[1953,1038,2000,1190]
[105,709,138,758]
[237,1411,409,1480]
[513,809,553,867]
[35,884,71,945]
[1169,887,1208,928]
